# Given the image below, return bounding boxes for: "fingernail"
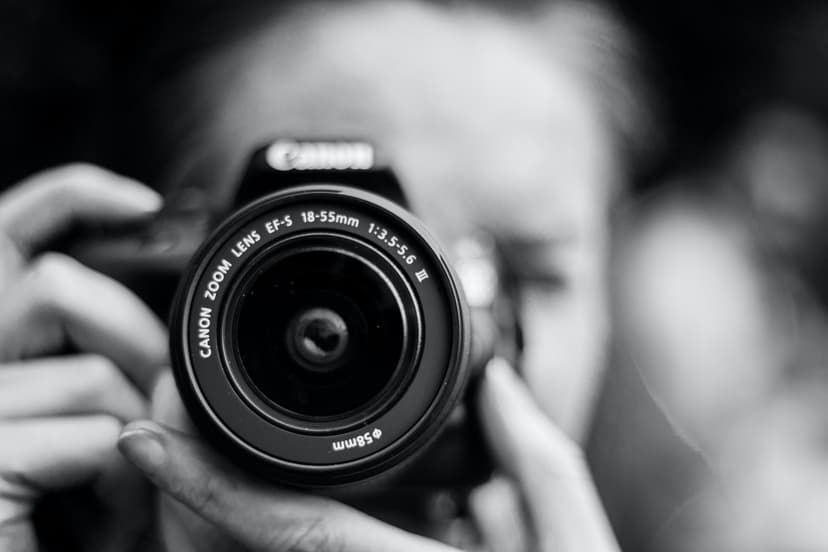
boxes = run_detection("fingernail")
[118,421,167,472]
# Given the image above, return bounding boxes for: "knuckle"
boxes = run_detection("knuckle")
[81,414,122,439]
[176,472,226,517]
[0,467,29,505]
[80,354,121,390]
[94,414,123,436]
[272,516,344,552]
[25,253,80,306]
[35,163,112,207]
[29,252,73,282]
[0,448,23,482]
[55,163,107,185]
[0,442,34,498]
[41,164,96,200]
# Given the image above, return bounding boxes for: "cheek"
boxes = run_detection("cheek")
[519,265,610,442]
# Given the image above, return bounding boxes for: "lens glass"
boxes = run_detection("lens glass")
[233,244,406,419]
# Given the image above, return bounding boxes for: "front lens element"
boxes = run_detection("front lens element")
[233,242,408,419]
[172,186,469,486]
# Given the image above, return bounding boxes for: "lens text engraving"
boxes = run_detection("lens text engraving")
[300,210,360,228]
[203,259,233,301]
[197,307,213,358]
[332,428,383,452]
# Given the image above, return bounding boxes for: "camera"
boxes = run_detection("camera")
[72,139,520,490]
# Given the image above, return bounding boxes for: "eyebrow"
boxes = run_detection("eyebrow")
[494,236,578,284]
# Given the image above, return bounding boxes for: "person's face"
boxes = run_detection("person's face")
[173,0,619,439]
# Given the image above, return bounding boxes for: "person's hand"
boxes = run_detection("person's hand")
[0,165,168,551]
[470,358,618,552]
[118,359,618,552]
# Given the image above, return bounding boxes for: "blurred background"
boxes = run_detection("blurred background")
[4,1,828,550]
[6,0,828,190]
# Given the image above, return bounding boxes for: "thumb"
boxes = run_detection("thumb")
[117,421,343,552]
[117,421,457,552]
[477,357,619,552]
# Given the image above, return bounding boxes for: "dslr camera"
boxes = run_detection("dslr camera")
[75,138,520,490]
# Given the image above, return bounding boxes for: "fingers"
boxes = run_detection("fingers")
[0,416,123,552]
[0,354,153,551]
[0,164,161,257]
[469,477,531,552]
[119,422,459,552]
[0,165,162,551]
[0,253,167,392]
[477,358,619,552]
[0,415,122,501]
[0,355,147,421]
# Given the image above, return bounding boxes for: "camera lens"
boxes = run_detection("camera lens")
[171,185,470,487]
[231,240,411,419]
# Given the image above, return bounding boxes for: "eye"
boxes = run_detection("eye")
[519,270,568,293]
[495,238,569,293]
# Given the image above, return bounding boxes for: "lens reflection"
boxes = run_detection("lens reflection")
[287,307,350,373]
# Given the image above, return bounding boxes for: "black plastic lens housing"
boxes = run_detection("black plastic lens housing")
[170,185,470,487]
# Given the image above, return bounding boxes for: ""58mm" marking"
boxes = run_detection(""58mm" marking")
[332,428,383,451]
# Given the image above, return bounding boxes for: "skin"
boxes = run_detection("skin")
[0,1,624,550]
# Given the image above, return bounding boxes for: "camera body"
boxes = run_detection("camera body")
[72,138,519,491]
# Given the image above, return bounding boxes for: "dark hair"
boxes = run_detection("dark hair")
[103,1,300,188]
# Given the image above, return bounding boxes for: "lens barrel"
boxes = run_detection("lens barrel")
[170,185,469,487]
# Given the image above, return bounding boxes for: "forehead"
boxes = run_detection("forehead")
[183,1,615,240]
